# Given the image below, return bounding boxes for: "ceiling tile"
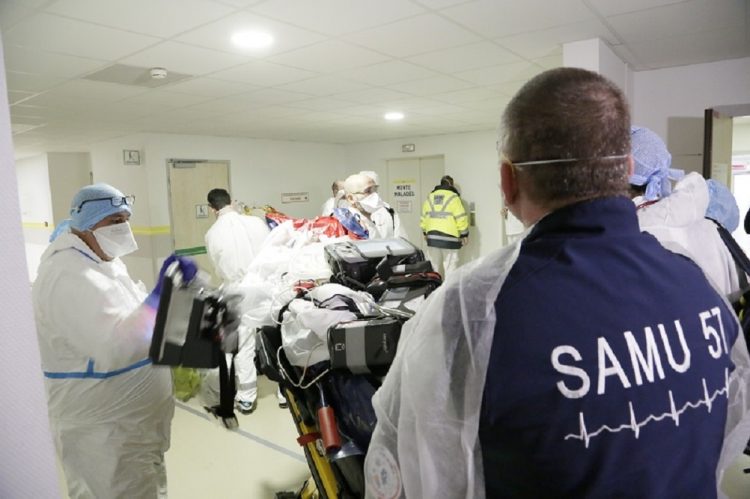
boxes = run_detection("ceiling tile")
[2,45,107,79]
[46,0,233,38]
[211,60,318,86]
[336,60,438,86]
[385,96,459,113]
[250,0,425,36]
[291,97,360,111]
[9,112,48,126]
[239,88,314,105]
[345,13,481,57]
[4,13,161,60]
[407,41,522,73]
[607,0,746,43]
[411,0,475,8]
[40,79,151,101]
[335,104,388,117]
[289,111,350,123]
[268,40,390,72]
[626,26,750,69]
[277,76,370,96]
[0,0,37,32]
[388,75,475,96]
[335,87,414,104]
[609,44,644,70]
[118,89,216,109]
[175,11,325,56]
[432,87,504,104]
[586,0,691,17]
[496,19,619,59]
[120,41,248,76]
[222,105,306,120]
[441,0,595,38]
[456,61,545,86]
[485,80,530,99]
[164,77,258,97]
[8,90,37,105]
[532,53,564,70]
[5,71,66,93]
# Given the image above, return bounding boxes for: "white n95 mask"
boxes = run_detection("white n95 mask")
[93,222,138,259]
[358,193,384,213]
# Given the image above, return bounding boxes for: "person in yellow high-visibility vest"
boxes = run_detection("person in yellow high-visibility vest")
[420,175,469,277]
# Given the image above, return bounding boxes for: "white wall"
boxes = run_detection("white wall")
[633,57,750,173]
[47,152,91,225]
[344,130,502,259]
[734,123,750,154]
[16,154,53,281]
[0,36,61,499]
[89,133,349,224]
[563,38,632,98]
[16,154,53,226]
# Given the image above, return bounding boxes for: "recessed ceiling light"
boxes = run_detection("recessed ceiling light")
[384,111,405,121]
[231,30,274,50]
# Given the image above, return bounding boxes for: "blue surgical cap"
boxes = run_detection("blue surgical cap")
[630,126,684,201]
[50,183,132,241]
[706,179,739,232]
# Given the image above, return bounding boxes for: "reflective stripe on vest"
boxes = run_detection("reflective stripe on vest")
[426,193,458,219]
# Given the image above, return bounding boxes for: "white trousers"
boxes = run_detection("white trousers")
[426,246,459,278]
[201,324,257,404]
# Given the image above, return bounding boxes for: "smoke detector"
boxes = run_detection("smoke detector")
[150,67,168,79]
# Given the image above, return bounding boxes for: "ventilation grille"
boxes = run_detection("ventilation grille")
[83,64,192,88]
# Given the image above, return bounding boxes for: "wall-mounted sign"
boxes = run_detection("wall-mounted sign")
[396,200,413,213]
[123,149,141,165]
[392,179,416,200]
[281,192,309,203]
[402,143,416,153]
[195,204,209,219]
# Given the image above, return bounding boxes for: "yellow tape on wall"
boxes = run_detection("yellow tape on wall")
[22,222,171,236]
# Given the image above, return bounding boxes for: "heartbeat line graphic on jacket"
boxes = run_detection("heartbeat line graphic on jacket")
[565,368,731,448]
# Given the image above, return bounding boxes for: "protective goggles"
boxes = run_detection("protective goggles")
[75,195,135,213]
[352,185,379,196]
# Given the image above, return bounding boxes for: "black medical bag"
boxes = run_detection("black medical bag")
[324,237,425,289]
[150,267,237,369]
[327,316,403,376]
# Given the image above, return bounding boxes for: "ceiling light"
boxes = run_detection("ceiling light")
[231,30,274,50]
[384,112,405,121]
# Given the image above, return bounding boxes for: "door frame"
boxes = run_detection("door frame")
[165,158,231,250]
[703,104,750,178]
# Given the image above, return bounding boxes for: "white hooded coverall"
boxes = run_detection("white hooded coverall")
[32,232,173,499]
[205,207,270,403]
[636,172,740,297]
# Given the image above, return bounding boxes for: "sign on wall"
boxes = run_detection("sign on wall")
[392,179,416,200]
[281,192,309,203]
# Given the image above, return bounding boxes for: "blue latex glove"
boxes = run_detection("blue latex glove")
[145,254,198,309]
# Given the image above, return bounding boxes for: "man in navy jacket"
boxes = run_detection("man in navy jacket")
[365,68,750,499]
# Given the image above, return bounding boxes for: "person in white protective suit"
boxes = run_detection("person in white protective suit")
[321,179,345,216]
[630,126,741,297]
[33,183,197,499]
[359,170,408,240]
[204,187,286,413]
[342,173,407,240]
[364,68,750,499]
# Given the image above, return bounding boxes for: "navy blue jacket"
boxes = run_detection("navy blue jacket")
[480,197,738,498]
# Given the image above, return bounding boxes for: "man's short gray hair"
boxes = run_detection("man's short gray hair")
[500,67,631,208]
